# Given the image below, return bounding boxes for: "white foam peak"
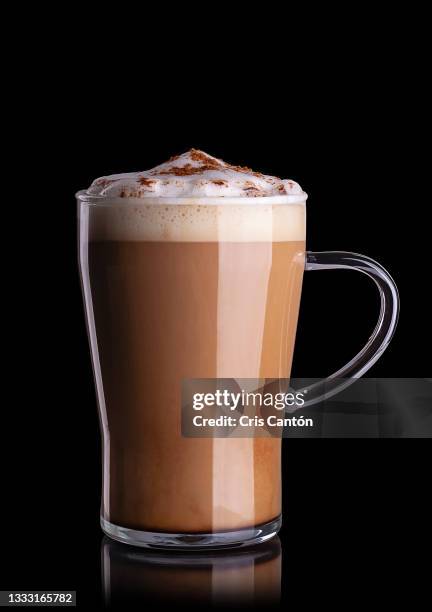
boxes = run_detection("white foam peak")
[86,149,306,200]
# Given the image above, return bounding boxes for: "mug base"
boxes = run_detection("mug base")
[101,515,282,550]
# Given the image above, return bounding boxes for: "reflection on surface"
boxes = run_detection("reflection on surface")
[101,536,281,608]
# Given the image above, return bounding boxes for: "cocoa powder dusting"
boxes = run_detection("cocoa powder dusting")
[138,177,156,186]
[156,163,224,176]
[135,150,287,195]
[188,149,223,165]
[228,164,267,179]
[243,180,263,194]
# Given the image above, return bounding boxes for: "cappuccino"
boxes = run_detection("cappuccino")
[79,150,306,543]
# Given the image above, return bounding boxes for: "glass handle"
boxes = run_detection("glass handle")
[297,251,400,407]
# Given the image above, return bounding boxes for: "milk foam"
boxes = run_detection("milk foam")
[81,150,307,242]
[86,149,306,199]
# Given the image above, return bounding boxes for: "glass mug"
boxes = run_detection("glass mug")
[78,191,399,549]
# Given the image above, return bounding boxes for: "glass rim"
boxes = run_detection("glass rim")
[76,189,308,206]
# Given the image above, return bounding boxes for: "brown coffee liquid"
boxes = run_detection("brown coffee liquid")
[89,239,305,533]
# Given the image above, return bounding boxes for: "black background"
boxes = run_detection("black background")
[2,17,431,609]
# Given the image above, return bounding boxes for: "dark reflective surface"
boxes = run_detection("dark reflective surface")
[101,536,281,608]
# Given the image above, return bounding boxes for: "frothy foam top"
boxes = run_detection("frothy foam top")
[86,149,306,199]
[81,151,306,242]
